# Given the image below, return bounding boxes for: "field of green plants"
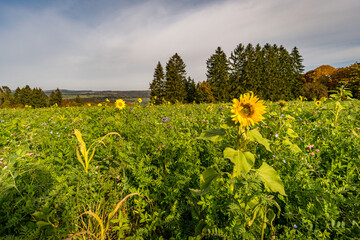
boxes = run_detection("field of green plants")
[0,97,359,239]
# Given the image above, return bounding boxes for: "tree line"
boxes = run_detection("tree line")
[0,85,62,108]
[150,43,305,103]
[150,43,360,103]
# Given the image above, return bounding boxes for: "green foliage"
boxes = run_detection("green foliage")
[150,61,165,104]
[0,99,359,239]
[206,46,230,102]
[164,53,188,103]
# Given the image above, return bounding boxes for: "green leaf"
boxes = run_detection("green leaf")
[247,129,271,152]
[257,162,286,196]
[36,221,52,228]
[224,148,254,175]
[220,117,236,129]
[200,168,219,190]
[197,128,226,142]
[286,128,298,138]
[282,137,302,153]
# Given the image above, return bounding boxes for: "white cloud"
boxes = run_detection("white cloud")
[0,0,359,90]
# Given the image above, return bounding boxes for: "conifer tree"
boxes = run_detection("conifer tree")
[290,47,305,98]
[164,53,187,103]
[49,88,62,106]
[185,77,196,103]
[31,88,48,108]
[195,81,215,103]
[55,88,63,106]
[228,43,245,99]
[150,61,165,104]
[19,85,32,106]
[206,47,230,102]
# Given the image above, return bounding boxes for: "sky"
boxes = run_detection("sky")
[0,0,359,91]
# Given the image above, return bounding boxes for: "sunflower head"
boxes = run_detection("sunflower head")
[231,92,267,129]
[315,101,321,106]
[115,99,126,110]
[138,98,142,103]
[98,103,102,107]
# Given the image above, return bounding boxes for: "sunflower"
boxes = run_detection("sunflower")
[231,92,267,129]
[115,99,126,110]
[315,101,321,106]
[138,98,142,103]
[299,96,303,101]
[98,103,102,107]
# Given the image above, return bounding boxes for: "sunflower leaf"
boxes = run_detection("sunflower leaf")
[247,129,271,152]
[224,148,254,175]
[197,128,226,142]
[257,162,286,196]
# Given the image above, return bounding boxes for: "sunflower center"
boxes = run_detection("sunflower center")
[240,104,253,117]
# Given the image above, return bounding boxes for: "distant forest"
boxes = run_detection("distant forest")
[0,87,150,108]
[1,43,359,108]
[150,43,360,104]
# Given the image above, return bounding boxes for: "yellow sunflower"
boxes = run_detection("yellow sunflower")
[138,98,142,103]
[299,96,303,101]
[315,101,321,106]
[98,103,102,107]
[115,99,126,110]
[105,98,110,103]
[231,92,267,129]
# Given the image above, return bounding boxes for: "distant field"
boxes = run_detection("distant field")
[54,89,151,102]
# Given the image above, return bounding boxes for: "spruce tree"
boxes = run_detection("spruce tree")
[49,91,56,106]
[228,43,245,99]
[19,85,32,106]
[185,77,196,103]
[290,47,305,98]
[195,81,215,103]
[54,88,63,106]
[164,53,187,103]
[206,47,230,102]
[150,61,165,104]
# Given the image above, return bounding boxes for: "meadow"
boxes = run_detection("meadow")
[0,97,359,239]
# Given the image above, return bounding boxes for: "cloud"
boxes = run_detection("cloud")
[0,0,359,90]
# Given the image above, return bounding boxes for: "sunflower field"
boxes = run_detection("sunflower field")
[0,96,359,239]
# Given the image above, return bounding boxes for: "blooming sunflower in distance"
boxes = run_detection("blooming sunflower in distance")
[138,98,142,103]
[315,100,321,106]
[115,99,126,110]
[231,92,267,129]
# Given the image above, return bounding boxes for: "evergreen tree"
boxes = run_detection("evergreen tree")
[195,81,215,103]
[13,87,21,105]
[164,53,187,103]
[290,47,305,98]
[206,47,230,102]
[31,88,48,108]
[150,61,165,104]
[54,88,63,106]
[185,77,196,103]
[19,85,32,106]
[49,91,56,106]
[228,43,245,99]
